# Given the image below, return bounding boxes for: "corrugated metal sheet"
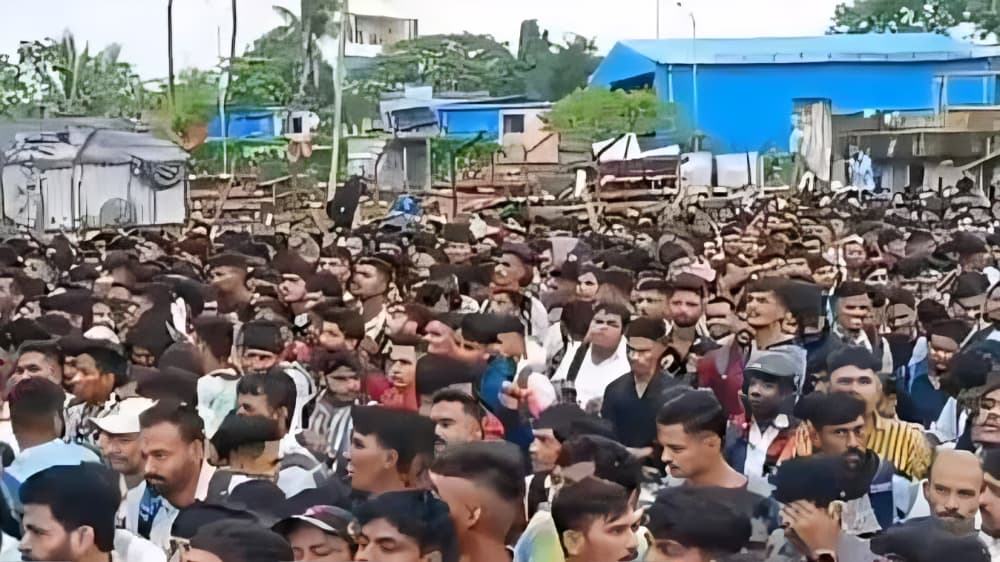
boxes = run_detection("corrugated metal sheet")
[618,33,1000,66]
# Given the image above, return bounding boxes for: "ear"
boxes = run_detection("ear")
[467,506,483,529]
[807,422,821,449]
[562,529,585,557]
[420,550,443,562]
[702,432,722,451]
[71,525,95,553]
[923,479,931,499]
[383,448,399,470]
[276,406,289,425]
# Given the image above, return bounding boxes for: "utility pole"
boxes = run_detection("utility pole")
[167,0,176,106]
[327,0,349,202]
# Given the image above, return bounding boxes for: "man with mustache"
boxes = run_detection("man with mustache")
[923,449,983,534]
[795,391,899,532]
[125,400,214,552]
[827,346,931,481]
[92,397,155,491]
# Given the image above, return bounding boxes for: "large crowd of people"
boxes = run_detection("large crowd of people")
[2,185,1000,561]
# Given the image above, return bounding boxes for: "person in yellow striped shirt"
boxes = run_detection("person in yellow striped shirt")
[827,346,931,480]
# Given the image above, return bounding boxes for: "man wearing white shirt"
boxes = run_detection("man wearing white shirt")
[552,304,631,411]
[125,400,215,553]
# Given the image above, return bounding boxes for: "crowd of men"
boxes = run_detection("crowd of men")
[4,186,1000,562]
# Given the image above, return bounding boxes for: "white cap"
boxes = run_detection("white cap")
[84,325,120,344]
[90,397,156,435]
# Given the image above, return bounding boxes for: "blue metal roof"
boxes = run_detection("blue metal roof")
[619,33,1000,65]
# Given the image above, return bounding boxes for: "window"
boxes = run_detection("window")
[503,114,525,134]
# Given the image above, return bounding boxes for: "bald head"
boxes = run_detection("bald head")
[924,449,984,534]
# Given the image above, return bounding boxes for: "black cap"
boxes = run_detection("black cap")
[870,517,989,562]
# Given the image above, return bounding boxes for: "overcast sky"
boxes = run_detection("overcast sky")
[0,0,845,80]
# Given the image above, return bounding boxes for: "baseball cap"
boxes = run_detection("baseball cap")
[743,350,801,379]
[272,505,355,542]
[90,397,155,435]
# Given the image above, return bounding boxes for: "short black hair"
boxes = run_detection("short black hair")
[310,349,363,375]
[86,347,129,388]
[210,414,280,463]
[431,389,483,422]
[20,463,120,552]
[592,302,630,325]
[646,487,751,555]
[192,315,234,360]
[236,371,297,431]
[556,434,643,494]
[551,477,630,539]
[834,281,870,299]
[656,389,727,439]
[9,377,66,434]
[354,491,459,562]
[352,406,436,473]
[430,441,525,502]
[793,392,866,430]
[189,519,295,562]
[138,399,205,444]
[826,345,881,375]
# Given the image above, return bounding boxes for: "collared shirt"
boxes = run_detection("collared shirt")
[65,393,124,446]
[123,464,216,552]
[552,337,631,409]
[364,306,388,344]
[744,414,790,479]
[867,415,931,480]
[308,394,354,475]
[979,531,1000,561]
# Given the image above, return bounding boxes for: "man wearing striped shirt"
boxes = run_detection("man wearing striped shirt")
[827,345,931,481]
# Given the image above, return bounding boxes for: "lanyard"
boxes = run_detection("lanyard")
[137,486,163,540]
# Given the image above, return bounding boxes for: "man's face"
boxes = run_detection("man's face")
[317,321,351,352]
[444,241,472,265]
[280,274,309,304]
[576,273,600,303]
[722,234,743,258]
[19,504,77,562]
[92,303,114,329]
[423,321,456,356]
[12,351,62,388]
[952,293,986,323]
[350,265,387,300]
[974,389,1000,446]
[354,517,429,562]
[982,476,1000,537]
[324,366,361,405]
[529,428,561,473]
[387,346,418,389]
[837,294,872,332]
[626,337,665,379]
[586,310,624,350]
[657,423,714,479]
[141,422,201,501]
[240,349,279,374]
[704,301,733,340]
[745,291,786,329]
[668,290,703,329]
[429,400,481,451]
[348,431,392,493]
[494,254,529,290]
[237,393,283,431]
[929,334,960,375]
[489,292,518,317]
[885,303,917,335]
[925,462,983,533]
[209,265,246,293]
[815,415,868,468]
[66,353,112,404]
[318,257,351,283]
[99,431,143,477]
[568,510,641,562]
[812,265,838,289]
[286,523,353,562]
[746,374,785,421]
[843,242,867,269]
[634,290,668,321]
[829,366,881,415]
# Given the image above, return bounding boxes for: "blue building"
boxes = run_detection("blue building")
[590,33,1000,153]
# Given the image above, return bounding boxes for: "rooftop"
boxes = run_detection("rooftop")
[617,33,1000,65]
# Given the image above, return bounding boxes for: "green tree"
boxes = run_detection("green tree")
[518,20,602,101]
[18,31,143,117]
[829,0,1000,38]
[353,33,527,101]
[543,87,675,144]
[226,57,293,105]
